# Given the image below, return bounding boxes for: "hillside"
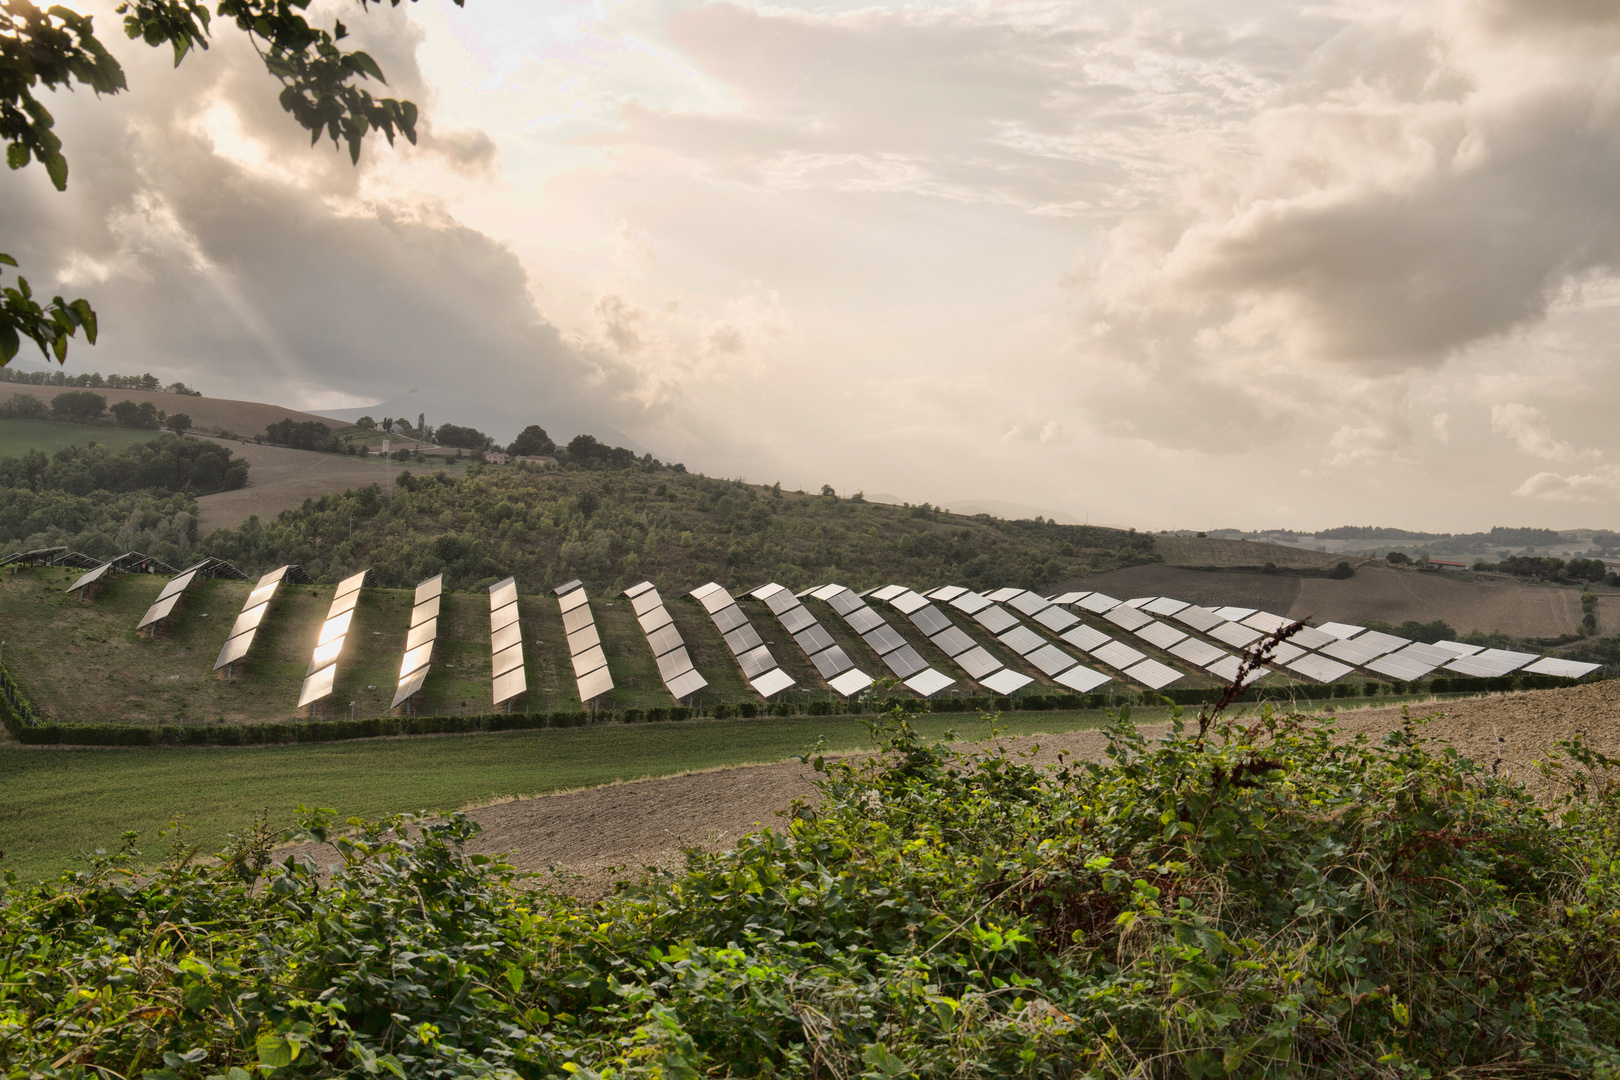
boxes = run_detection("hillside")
[1154,533,1358,571]
[0,385,339,438]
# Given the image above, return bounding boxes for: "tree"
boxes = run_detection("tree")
[436,422,491,450]
[354,415,376,429]
[2,0,467,366]
[506,424,554,457]
[49,388,104,423]
[1328,560,1355,579]
[166,412,191,435]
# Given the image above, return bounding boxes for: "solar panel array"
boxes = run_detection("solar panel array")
[690,582,796,697]
[488,577,528,707]
[943,586,1161,689]
[136,561,211,632]
[393,575,442,709]
[557,579,613,704]
[812,584,955,696]
[624,580,709,701]
[753,583,873,697]
[213,564,311,673]
[298,569,373,709]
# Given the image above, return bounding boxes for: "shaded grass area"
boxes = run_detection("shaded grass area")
[0,419,163,459]
[0,710,1120,881]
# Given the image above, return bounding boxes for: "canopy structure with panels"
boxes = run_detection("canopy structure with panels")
[814,584,958,696]
[1053,592,1261,688]
[65,551,179,600]
[136,560,213,634]
[393,575,443,710]
[624,580,708,702]
[556,579,613,706]
[690,582,795,698]
[487,577,528,708]
[753,582,872,698]
[212,564,312,675]
[297,569,376,711]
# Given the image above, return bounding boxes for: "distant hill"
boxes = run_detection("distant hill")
[0,385,338,439]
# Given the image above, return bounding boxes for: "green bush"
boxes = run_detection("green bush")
[4,705,1618,1076]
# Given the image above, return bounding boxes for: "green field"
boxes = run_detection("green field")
[0,710,1125,881]
[0,418,165,458]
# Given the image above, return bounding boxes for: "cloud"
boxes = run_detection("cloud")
[1489,403,1596,462]
[1512,466,1620,501]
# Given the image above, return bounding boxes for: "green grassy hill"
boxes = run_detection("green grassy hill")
[0,419,167,458]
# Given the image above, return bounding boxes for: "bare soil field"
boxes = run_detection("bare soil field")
[0,386,337,438]
[1058,561,1613,638]
[193,439,406,532]
[414,680,1620,897]
[1155,535,1351,570]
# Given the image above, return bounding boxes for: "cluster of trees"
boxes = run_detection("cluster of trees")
[199,465,1157,594]
[262,419,348,453]
[1474,554,1617,584]
[0,389,192,433]
[0,436,248,561]
[0,368,200,395]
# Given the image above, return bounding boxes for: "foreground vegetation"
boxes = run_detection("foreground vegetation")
[4,703,1617,1077]
[0,710,1120,881]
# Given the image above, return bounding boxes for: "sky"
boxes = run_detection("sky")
[6,0,1620,532]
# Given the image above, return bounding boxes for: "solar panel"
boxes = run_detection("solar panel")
[665,669,709,699]
[554,578,584,596]
[883,644,928,679]
[1320,636,1387,666]
[297,664,337,708]
[492,667,528,707]
[1026,644,1078,676]
[329,589,362,618]
[845,607,885,634]
[1352,631,1409,655]
[1078,593,1120,614]
[751,668,796,697]
[980,669,1034,695]
[631,589,663,616]
[1207,656,1269,687]
[576,665,614,702]
[570,645,607,678]
[688,581,725,602]
[214,632,252,669]
[656,647,695,681]
[623,580,656,599]
[1241,611,1292,634]
[1034,607,1080,632]
[905,668,955,696]
[828,669,873,697]
[929,626,976,657]
[997,625,1047,656]
[1365,653,1439,682]
[488,619,519,654]
[1123,659,1183,690]
[1210,622,1263,649]
[399,642,433,679]
[738,645,777,680]
[811,645,855,679]
[155,570,197,603]
[985,587,1024,603]
[949,592,993,614]
[491,603,520,633]
[1284,654,1353,684]
[1093,641,1148,670]
[646,622,684,658]
[1316,622,1365,641]
[778,605,817,634]
[1105,605,1153,632]
[954,646,1003,679]
[1269,642,1307,664]
[751,581,788,601]
[244,581,280,609]
[1007,592,1051,616]
[393,667,430,709]
[558,587,589,614]
[928,585,968,602]
[794,624,836,655]
[1524,657,1601,679]
[1395,642,1456,667]
[1289,625,1338,650]
[1213,606,1257,622]
[1169,638,1227,667]
[1143,596,1189,616]
[870,584,908,602]
[491,642,526,678]
[333,570,369,600]
[698,589,735,615]
[1047,591,1090,605]
[905,606,949,637]
[863,625,907,655]
[1477,648,1538,672]
[567,623,601,656]
[724,624,764,655]
[1055,665,1110,693]
[890,590,930,615]
[1433,640,1483,657]
[1134,621,1187,651]
[826,589,864,615]
[414,575,443,604]
[806,583,843,601]
[66,562,112,593]
[137,593,181,630]
[1124,597,1154,608]
[1173,606,1225,632]
[316,610,353,647]
[638,605,674,633]
[1061,624,1112,653]
[764,588,801,616]
[562,605,594,635]
[974,606,1020,634]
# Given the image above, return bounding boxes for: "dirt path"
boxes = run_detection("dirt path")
[284,682,1620,898]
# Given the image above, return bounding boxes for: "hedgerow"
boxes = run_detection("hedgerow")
[3,703,1618,1077]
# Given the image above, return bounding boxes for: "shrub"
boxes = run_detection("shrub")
[49,389,106,423]
[1327,560,1354,579]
